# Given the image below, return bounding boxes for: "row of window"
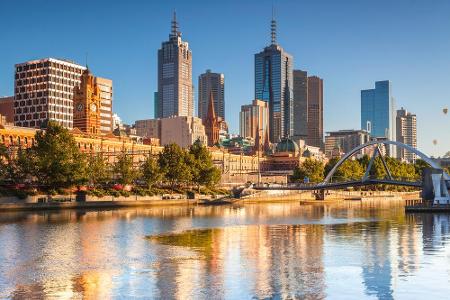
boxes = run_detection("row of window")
[14,112,47,121]
[16,61,83,74]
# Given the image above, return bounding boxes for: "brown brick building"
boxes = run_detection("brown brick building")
[73,69,102,135]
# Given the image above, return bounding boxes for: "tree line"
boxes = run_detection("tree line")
[0,122,221,196]
[292,155,449,188]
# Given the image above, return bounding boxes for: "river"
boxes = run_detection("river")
[1,199,450,299]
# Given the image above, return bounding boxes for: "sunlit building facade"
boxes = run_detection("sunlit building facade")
[396,107,417,162]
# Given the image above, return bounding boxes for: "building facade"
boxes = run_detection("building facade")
[239,99,269,145]
[73,69,102,135]
[159,116,207,148]
[325,129,371,158]
[396,107,417,162]
[0,96,14,123]
[254,17,293,142]
[95,77,113,134]
[306,76,324,149]
[134,119,160,139]
[156,13,193,118]
[361,80,396,140]
[14,58,86,129]
[292,70,308,140]
[198,70,225,122]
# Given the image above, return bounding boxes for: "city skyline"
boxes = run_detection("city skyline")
[1,0,449,156]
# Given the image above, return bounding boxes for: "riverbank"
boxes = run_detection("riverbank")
[0,190,420,212]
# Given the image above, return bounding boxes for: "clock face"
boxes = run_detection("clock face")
[90,103,97,112]
[77,103,84,111]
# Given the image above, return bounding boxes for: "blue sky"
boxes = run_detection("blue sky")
[0,0,449,157]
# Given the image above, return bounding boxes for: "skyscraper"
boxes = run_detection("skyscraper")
[198,70,225,122]
[156,12,193,118]
[396,107,417,162]
[307,76,324,149]
[255,16,293,143]
[361,80,396,157]
[292,70,308,140]
[14,58,86,129]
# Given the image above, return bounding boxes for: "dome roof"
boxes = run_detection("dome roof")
[275,138,299,154]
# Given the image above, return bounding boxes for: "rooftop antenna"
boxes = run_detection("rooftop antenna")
[170,10,180,38]
[271,6,277,45]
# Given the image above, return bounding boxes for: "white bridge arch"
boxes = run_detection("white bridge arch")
[323,140,450,184]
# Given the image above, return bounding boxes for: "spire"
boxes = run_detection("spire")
[207,90,216,120]
[170,10,180,39]
[271,7,277,45]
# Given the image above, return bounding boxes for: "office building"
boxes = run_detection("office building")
[292,70,308,140]
[160,116,207,148]
[95,77,113,134]
[156,12,193,118]
[396,107,417,162]
[0,96,14,123]
[14,58,86,129]
[255,16,293,142]
[240,99,269,144]
[361,80,396,140]
[307,76,324,149]
[361,80,396,156]
[153,92,159,118]
[325,129,370,158]
[198,70,225,122]
[135,119,160,139]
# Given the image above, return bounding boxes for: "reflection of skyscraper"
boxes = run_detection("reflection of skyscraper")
[255,15,293,142]
[156,12,194,118]
[362,226,394,300]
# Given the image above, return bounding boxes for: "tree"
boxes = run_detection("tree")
[0,145,9,183]
[140,154,162,188]
[292,158,324,183]
[32,121,87,189]
[158,143,192,189]
[113,151,137,185]
[9,147,35,184]
[86,153,111,187]
[338,159,365,181]
[188,140,221,191]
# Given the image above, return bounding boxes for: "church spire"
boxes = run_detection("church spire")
[207,90,216,120]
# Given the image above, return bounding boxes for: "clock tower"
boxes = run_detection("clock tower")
[73,68,101,135]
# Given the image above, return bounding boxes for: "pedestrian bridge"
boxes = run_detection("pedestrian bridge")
[254,140,449,191]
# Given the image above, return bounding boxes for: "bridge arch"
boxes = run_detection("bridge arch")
[323,140,449,183]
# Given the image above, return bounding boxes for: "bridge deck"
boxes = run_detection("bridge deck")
[253,179,422,191]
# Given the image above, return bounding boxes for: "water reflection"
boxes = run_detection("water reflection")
[1,200,450,299]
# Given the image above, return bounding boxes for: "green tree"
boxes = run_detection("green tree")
[32,121,87,189]
[0,145,10,183]
[292,158,324,183]
[158,143,192,189]
[338,159,365,181]
[86,153,111,187]
[113,151,137,185]
[140,154,162,188]
[9,147,35,184]
[188,140,221,191]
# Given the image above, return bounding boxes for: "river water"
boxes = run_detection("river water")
[0,200,450,299]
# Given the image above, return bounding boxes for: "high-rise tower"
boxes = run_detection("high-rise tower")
[396,107,417,162]
[254,14,293,143]
[198,70,225,122]
[156,12,193,118]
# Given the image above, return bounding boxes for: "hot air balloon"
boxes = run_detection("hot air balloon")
[444,108,448,115]
[433,139,438,145]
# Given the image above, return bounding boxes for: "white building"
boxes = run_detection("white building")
[14,58,86,129]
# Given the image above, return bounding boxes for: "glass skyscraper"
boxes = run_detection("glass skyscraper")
[361,80,396,140]
[255,17,293,143]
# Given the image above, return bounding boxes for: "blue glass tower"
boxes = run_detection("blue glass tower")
[361,80,396,141]
[255,16,293,143]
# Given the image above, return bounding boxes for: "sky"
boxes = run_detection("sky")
[0,0,449,157]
